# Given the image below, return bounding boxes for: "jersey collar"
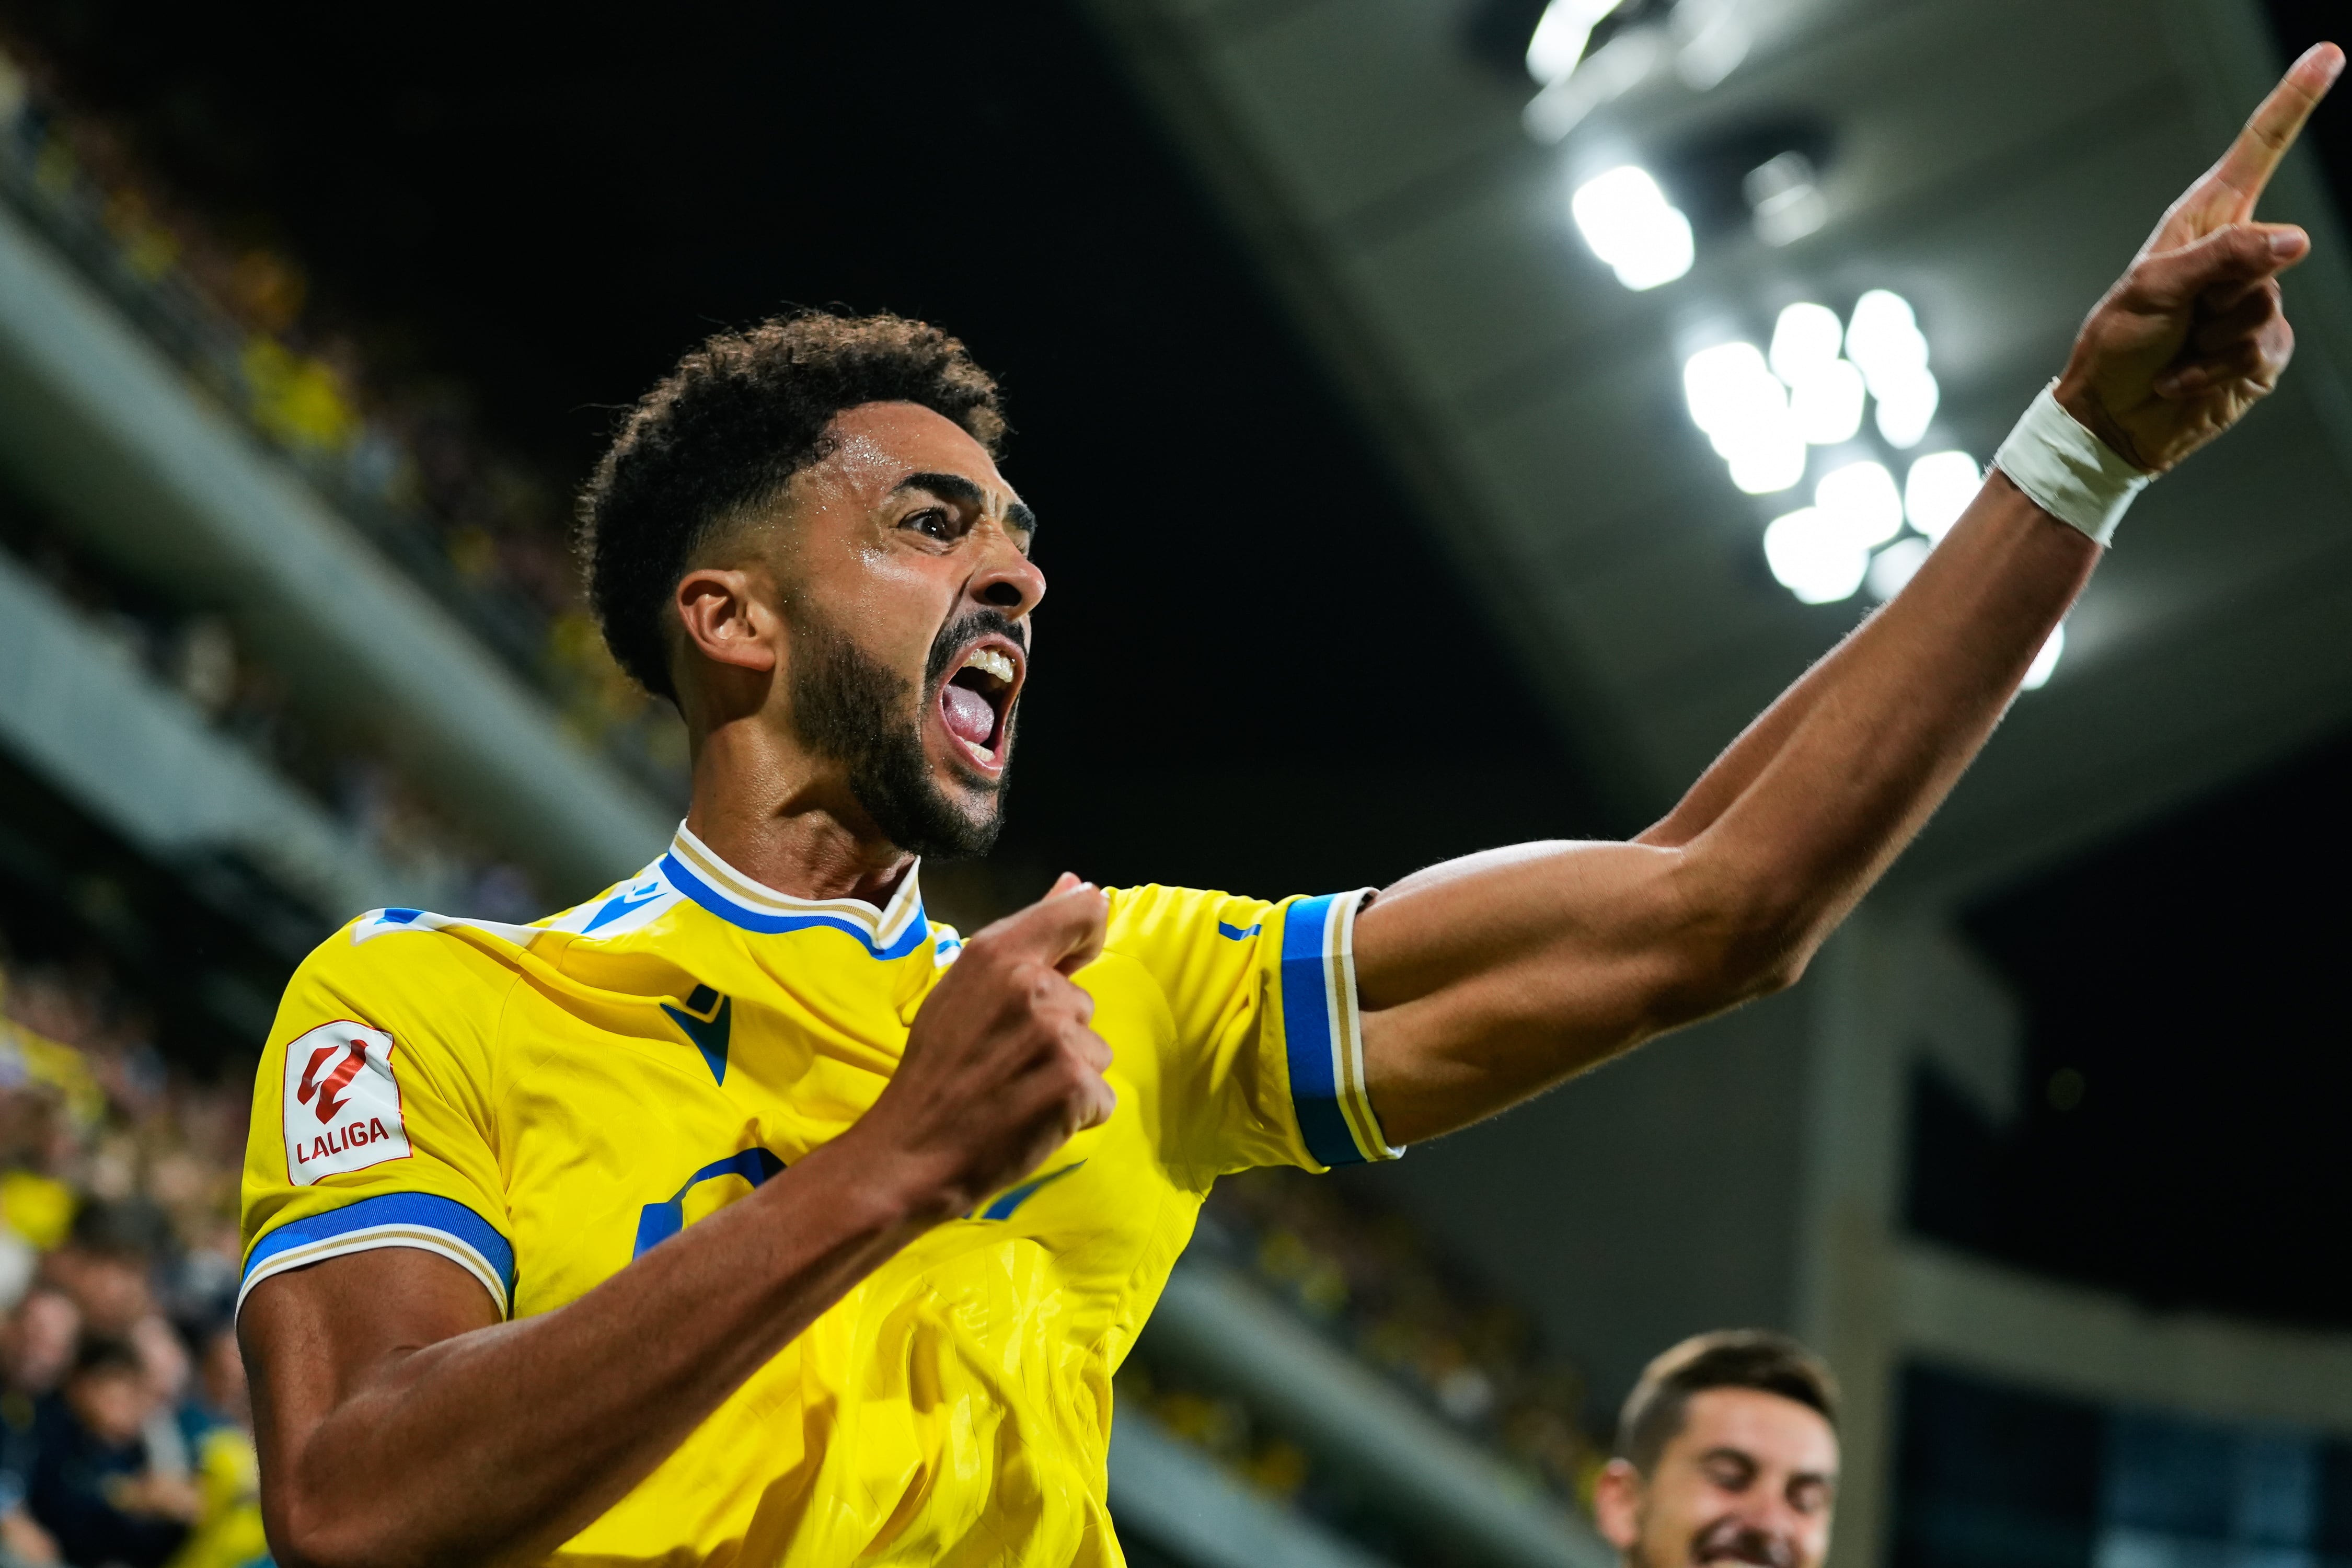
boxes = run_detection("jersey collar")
[660,823,930,960]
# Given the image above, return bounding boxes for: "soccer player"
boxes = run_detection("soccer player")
[235,45,2339,1568]
[1594,1333,1840,1568]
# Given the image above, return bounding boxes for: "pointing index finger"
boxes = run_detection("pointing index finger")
[2211,42,2344,218]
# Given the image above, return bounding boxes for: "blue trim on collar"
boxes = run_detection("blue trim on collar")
[659,854,929,959]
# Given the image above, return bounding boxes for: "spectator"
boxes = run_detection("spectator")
[0,1290,75,1566]
[46,1202,168,1341]
[1592,1331,1841,1568]
[28,1336,197,1568]
[164,1323,266,1568]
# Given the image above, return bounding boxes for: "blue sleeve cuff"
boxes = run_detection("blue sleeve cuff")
[1278,889,1402,1168]
[240,1192,517,1318]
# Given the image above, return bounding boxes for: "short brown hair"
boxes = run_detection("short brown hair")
[578,310,1008,702]
[1617,1330,1839,1474]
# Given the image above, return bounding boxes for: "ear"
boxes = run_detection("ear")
[674,566,779,675]
[1593,1457,1644,1551]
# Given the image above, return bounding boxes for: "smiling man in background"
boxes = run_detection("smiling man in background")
[228,45,2337,1568]
[1595,1332,1840,1568]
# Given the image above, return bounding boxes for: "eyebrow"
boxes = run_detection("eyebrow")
[892,472,1039,543]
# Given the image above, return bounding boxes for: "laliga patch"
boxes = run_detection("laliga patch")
[282,1021,411,1185]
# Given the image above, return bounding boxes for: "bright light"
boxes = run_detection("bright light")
[1873,365,1940,448]
[1788,359,1865,446]
[1683,342,1775,433]
[1764,508,1869,604]
[1866,536,1931,600]
[1768,304,1843,383]
[1726,425,1807,493]
[2022,624,2066,690]
[1684,342,1804,493]
[1846,291,1927,389]
[1572,166,1695,290]
[1905,451,1981,541]
[1815,460,1904,549]
[1526,0,1621,84]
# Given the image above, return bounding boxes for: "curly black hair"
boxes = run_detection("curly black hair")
[578,310,1008,702]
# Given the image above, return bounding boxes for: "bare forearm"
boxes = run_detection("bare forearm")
[252,1137,932,1568]
[1675,470,2095,949]
[1359,476,2093,1140]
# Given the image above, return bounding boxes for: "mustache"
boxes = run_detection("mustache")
[924,609,1028,693]
[1691,1519,1795,1568]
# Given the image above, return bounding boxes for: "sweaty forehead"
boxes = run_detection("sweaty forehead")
[810,401,1015,510]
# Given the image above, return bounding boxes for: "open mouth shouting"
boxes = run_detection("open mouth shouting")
[937,636,1023,775]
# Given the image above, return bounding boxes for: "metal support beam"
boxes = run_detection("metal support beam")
[0,199,669,903]
[1142,1260,1614,1568]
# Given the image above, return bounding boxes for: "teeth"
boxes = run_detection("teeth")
[960,648,1016,685]
[959,733,998,765]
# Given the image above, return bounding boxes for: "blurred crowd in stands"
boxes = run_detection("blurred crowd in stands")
[0,34,686,805]
[0,933,264,1568]
[0,490,540,924]
[1121,1165,1604,1542]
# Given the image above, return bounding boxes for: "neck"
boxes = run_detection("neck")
[682,713,913,907]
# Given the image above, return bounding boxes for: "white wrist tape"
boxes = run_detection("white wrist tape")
[1992,380,2153,547]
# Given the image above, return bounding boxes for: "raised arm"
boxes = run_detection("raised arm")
[1354,43,2342,1147]
[241,882,1115,1568]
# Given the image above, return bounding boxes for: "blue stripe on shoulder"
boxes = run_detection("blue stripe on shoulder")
[1279,894,1362,1168]
[660,855,929,958]
[243,1192,516,1298]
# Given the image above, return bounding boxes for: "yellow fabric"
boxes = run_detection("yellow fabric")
[164,1425,269,1568]
[0,1014,107,1133]
[239,826,1390,1567]
[0,1171,75,1251]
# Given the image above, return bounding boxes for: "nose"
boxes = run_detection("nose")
[970,525,1046,618]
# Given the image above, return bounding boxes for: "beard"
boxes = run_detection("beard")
[787,607,1018,861]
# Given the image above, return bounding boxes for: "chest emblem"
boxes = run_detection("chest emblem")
[660,984,732,1085]
[972,1160,1085,1221]
[633,1147,786,1258]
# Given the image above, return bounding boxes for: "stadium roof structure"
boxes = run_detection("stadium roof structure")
[1080,0,2352,903]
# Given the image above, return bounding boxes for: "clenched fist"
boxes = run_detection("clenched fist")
[848,873,1116,1222]
[2057,42,2342,474]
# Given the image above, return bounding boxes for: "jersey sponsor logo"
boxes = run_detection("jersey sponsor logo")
[281,1021,412,1184]
[583,880,670,934]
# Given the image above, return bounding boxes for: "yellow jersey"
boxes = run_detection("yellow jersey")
[238,823,1398,1566]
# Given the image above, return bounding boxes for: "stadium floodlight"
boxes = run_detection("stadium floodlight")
[1683,342,1777,434]
[1764,507,1870,604]
[2022,622,2066,689]
[1865,536,1932,600]
[1768,303,1844,383]
[1684,342,1805,493]
[1571,166,1695,290]
[1872,364,1940,448]
[1905,451,1982,540]
[1788,359,1866,446]
[1844,290,1928,389]
[1815,460,1904,549]
[1726,423,1808,493]
[1526,0,1624,84]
